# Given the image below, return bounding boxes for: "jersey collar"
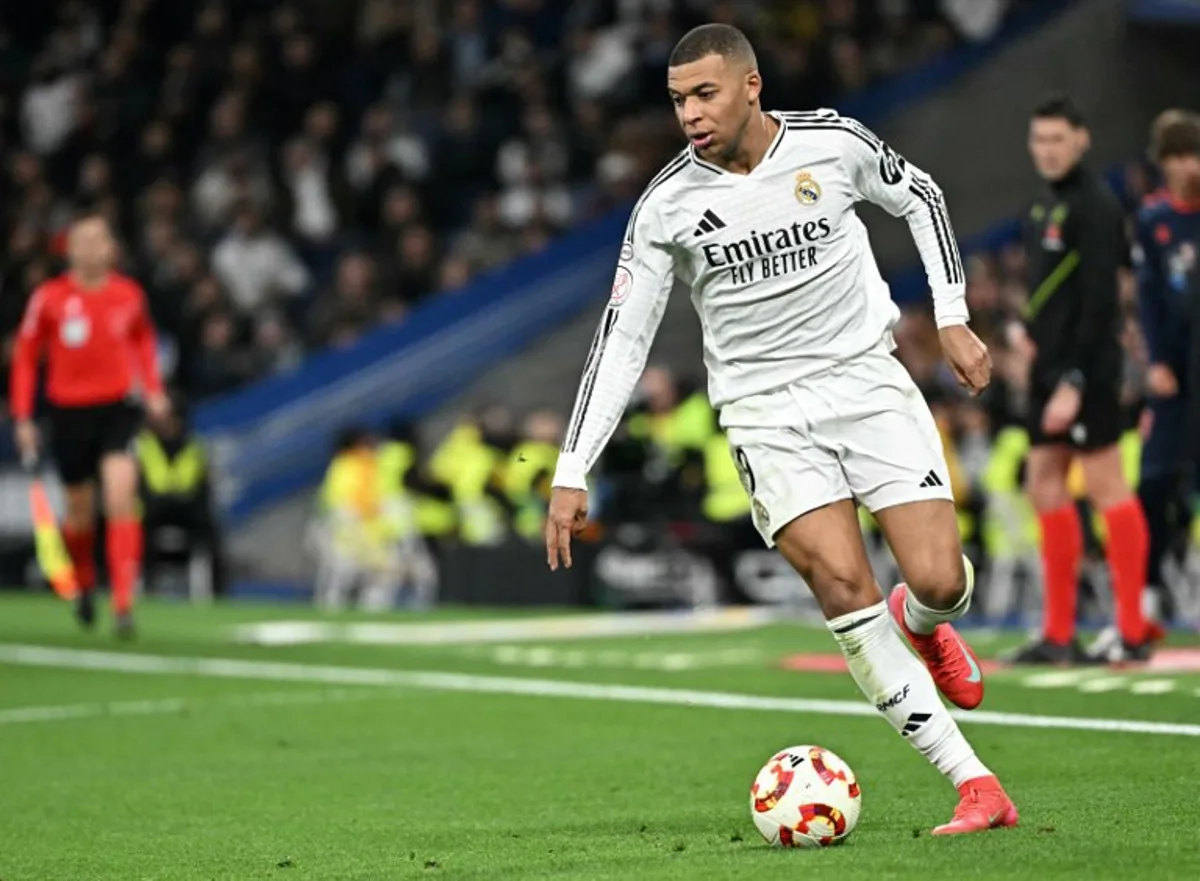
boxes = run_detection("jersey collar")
[1167,193,1200,213]
[67,270,115,292]
[688,111,786,176]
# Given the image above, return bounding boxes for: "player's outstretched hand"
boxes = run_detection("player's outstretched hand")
[14,420,40,468]
[145,391,171,424]
[1147,364,1179,399]
[938,325,992,396]
[1041,382,1082,436]
[545,487,588,571]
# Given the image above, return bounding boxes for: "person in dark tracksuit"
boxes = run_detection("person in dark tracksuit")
[1006,95,1152,665]
[1130,110,1200,628]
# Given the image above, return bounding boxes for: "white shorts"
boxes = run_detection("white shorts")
[721,345,954,547]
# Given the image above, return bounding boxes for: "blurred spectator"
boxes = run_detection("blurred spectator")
[210,202,310,313]
[0,0,1041,413]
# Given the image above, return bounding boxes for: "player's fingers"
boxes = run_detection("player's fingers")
[972,362,990,390]
[545,519,559,570]
[557,522,573,569]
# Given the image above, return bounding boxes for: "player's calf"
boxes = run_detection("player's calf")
[101,453,143,620]
[874,501,984,709]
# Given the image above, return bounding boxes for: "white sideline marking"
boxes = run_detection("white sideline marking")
[1,643,1199,738]
[1130,680,1177,695]
[478,645,765,671]
[232,607,781,646]
[0,688,378,728]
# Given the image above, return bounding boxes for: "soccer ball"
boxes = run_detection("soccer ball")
[749,745,862,847]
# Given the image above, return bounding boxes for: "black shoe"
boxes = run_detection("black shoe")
[1002,637,1088,665]
[114,611,136,641]
[1087,639,1152,665]
[75,591,96,630]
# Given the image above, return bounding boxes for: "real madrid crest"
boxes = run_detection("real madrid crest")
[794,170,821,206]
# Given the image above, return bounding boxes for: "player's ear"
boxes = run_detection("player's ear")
[745,69,762,105]
[1077,126,1092,153]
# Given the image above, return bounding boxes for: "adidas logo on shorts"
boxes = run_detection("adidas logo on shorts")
[918,470,944,489]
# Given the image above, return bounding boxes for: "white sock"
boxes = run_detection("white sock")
[829,601,991,788]
[904,555,975,636]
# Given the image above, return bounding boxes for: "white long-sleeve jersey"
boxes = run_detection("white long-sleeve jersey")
[553,109,968,490]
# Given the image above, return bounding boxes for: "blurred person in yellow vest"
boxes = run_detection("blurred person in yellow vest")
[136,389,224,599]
[310,426,403,611]
[627,366,715,463]
[506,411,564,542]
[377,419,451,608]
[978,426,1042,622]
[626,366,716,516]
[429,404,514,545]
[380,419,457,541]
[702,433,752,525]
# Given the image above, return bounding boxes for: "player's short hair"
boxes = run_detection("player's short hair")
[1031,93,1085,128]
[668,23,757,70]
[70,207,111,229]
[1150,109,1200,161]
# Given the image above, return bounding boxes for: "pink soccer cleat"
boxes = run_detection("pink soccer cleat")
[888,584,985,710]
[933,775,1019,835]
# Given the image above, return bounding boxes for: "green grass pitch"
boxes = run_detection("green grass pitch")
[1,594,1199,879]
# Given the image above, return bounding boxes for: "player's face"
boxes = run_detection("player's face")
[1162,153,1200,195]
[1028,118,1088,182]
[668,53,759,161]
[67,218,116,274]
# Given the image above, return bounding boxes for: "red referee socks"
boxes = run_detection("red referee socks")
[63,525,96,594]
[1038,503,1083,645]
[106,519,142,615]
[1102,498,1150,645]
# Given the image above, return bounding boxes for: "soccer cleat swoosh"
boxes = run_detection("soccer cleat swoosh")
[957,634,982,684]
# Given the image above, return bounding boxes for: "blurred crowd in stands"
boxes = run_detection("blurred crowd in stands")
[2,0,1035,415]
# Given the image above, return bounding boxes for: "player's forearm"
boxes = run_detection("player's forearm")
[1137,287,1168,366]
[904,212,968,327]
[8,340,38,420]
[554,320,657,490]
[136,326,164,395]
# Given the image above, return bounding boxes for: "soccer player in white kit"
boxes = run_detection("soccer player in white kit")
[545,24,1018,835]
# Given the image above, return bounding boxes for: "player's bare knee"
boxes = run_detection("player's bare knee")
[905,552,967,612]
[811,569,881,620]
[796,545,880,620]
[1024,448,1071,511]
[100,454,139,519]
[64,484,95,531]
[1080,446,1133,510]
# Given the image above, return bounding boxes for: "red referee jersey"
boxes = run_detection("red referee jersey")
[8,272,163,419]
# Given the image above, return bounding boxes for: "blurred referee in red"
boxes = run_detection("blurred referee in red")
[9,212,168,638]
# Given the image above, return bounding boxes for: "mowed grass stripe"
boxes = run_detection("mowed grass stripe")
[0,688,386,727]
[2,642,1199,738]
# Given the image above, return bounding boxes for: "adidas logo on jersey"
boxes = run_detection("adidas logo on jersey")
[693,209,727,237]
[918,471,944,489]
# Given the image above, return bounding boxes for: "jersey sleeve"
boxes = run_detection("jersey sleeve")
[552,201,676,490]
[8,285,50,420]
[842,119,968,328]
[1132,211,1167,366]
